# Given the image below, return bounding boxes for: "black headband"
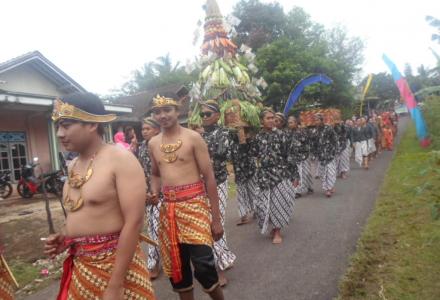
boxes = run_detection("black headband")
[201,104,220,113]
[143,117,160,128]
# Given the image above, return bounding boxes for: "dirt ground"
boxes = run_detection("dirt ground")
[0,193,65,263]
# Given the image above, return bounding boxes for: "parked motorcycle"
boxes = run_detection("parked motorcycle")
[0,170,13,199]
[17,157,65,199]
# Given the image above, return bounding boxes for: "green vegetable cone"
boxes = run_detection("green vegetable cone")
[188,0,267,129]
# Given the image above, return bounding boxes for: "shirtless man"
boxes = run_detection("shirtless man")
[147,95,224,300]
[44,92,155,300]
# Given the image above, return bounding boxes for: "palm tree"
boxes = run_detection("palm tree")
[153,54,181,76]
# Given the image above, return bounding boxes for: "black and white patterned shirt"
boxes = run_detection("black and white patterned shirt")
[230,135,256,184]
[334,124,349,154]
[202,125,233,185]
[250,129,295,190]
[310,125,338,164]
[287,128,310,162]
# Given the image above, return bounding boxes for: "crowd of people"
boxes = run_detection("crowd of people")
[116,94,399,298]
[0,91,399,300]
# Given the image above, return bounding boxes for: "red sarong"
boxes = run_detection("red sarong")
[159,181,213,284]
[57,232,155,300]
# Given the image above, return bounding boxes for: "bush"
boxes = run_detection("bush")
[423,96,440,149]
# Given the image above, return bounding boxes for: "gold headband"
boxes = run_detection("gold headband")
[51,99,116,123]
[152,94,179,109]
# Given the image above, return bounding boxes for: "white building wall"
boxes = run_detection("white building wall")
[0,64,63,97]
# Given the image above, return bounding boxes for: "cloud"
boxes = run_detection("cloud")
[1,0,439,94]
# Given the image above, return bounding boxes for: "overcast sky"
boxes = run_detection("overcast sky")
[2,0,439,95]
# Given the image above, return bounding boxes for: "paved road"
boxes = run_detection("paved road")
[24,117,408,300]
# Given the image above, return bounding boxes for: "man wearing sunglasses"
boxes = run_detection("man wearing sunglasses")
[200,100,236,287]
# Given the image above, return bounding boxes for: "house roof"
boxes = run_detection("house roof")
[114,84,190,122]
[0,51,87,94]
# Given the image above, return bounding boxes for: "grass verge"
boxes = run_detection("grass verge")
[337,118,440,299]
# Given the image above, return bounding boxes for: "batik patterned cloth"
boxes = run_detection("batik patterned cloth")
[288,128,310,162]
[334,124,349,154]
[337,139,351,174]
[319,159,337,191]
[286,128,308,193]
[250,129,295,233]
[298,158,314,193]
[0,255,15,300]
[202,125,236,270]
[138,141,152,191]
[250,129,290,190]
[311,125,338,165]
[57,232,155,300]
[236,176,257,218]
[254,180,295,234]
[231,137,257,218]
[230,135,256,185]
[159,184,213,283]
[145,204,161,270]
[310,125,338,191]
[300,127,316,192]
[201,125,233,185]
[212,181,236,270]
[138,141,161,270]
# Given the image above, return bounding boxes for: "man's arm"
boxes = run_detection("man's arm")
[193,134,224,241]
[106,151,146,294]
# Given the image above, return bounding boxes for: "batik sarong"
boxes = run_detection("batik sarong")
[159,181,214,283]
[146,204,161,270]
[255,180,295,234]
[212,181,236,271]
[337,139,351,175]
[319,159,337,191]
[293,163,303,194]
[57,232,155,300]
[300,158,314,193]
[236,177,257,218]
[0,255,17,300]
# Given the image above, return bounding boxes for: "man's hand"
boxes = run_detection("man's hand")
[238,127,247,144]
[293,179,299,188]
[103,284,124,300]
[211,218,224,241]
[44,233,66,259]
[146,193,159,206]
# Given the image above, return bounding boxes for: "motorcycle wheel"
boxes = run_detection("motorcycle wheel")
[17,182,34,198]
[0,183,13,199]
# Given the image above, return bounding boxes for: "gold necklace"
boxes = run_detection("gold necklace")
[160,137,182,163]
[64,153,96,212]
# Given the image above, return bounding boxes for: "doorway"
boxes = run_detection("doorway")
[0,132,28,182]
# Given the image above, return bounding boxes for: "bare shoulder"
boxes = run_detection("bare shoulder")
[149,133,162,148]
[103,144,138,167]
[182,127,204,143]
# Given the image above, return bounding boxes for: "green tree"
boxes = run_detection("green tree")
[119,54,196,95]
[256,24,364,110]
[233,0,286,50]
[233,1,364,111]
[360,73,399,101]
